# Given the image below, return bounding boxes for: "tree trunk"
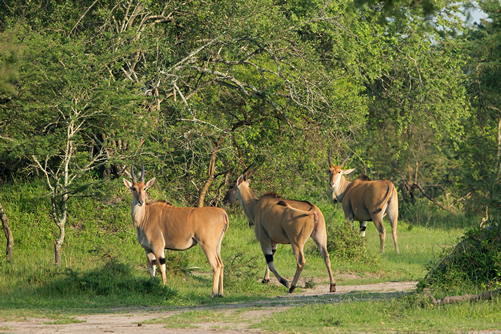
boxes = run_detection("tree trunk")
[51,195,68,266]
[496,114,501,183]
[198,133,226,207]
[0,202,14,262]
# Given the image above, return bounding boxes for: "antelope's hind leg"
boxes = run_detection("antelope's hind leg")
[288,243,306,293]
[372,215,386,253]
[200,245,223,298]
[311,227,336,292]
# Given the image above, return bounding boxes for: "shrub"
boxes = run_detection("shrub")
[419,219,501,295]
[324,218,377,265]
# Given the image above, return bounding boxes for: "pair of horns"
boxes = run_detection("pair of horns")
[131,164,145,183]
[241,161,264,178]
[328,155,350,167]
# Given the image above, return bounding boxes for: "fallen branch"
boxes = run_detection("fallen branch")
[426,289,501,306]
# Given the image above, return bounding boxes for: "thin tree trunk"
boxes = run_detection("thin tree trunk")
[496,114,501,183]
[198,133,226,207]
[0,202,14,262]
[51,195,68,266]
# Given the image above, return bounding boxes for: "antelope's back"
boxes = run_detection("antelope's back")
[344,179,395,212]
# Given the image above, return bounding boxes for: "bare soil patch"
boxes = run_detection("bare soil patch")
[0,281,417,334]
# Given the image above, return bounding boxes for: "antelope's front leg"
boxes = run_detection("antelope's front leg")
[359,221,368,237]
[154,249,167,286]
[261,242,289,289]
[145,250,157,277]
[262,243,277,283]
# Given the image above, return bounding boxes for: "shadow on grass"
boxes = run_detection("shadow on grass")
[0,261,185,310]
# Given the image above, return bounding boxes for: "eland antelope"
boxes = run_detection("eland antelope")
[223,163,336,293]
[328,156,399,253]
[123,165,229,297]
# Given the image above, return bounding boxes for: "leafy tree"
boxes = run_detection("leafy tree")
[456,0,501,215]
[355,6,470,213]
[0,27,143,265]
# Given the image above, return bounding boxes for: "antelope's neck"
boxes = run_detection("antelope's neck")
[332,176,350,202]
[131,201,147,227]
[237,185,258,223]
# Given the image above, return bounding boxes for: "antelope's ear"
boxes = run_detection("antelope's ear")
[342,168,355,175]
[237,175,245,186]
[123,178,132,189]
[145,178,156,189]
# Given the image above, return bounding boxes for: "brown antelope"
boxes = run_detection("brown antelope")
[223,163,336,293]
[328,156,399,254]
[123,165,229,297]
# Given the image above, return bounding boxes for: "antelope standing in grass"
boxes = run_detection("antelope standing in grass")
[328,156,399,254]
[123,165,229,297]
[223,163,336,293]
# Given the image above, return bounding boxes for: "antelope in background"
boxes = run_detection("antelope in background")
[223,163,336,293]
[123,165,229,297]
[328,156,399,254]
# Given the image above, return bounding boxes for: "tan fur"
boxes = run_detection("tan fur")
[328,163,399,254]
[124,175,229,298]
[223,175,336,293]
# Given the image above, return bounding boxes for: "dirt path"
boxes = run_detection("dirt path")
[0,281,416,334]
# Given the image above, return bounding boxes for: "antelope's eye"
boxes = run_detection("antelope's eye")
[131,187,137,192]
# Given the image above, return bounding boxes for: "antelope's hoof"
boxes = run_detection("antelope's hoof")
[262,278,270,284]
[288,285,296,293]
[279,278,289,288]
[330,284,336,293]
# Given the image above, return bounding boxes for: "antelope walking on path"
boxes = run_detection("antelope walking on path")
[328,156,399,254]
[123,165,229,297]
[223,164,336,293]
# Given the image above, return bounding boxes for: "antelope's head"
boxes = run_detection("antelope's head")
[327,156,354,188]
[123,164,156,207]
[222,161,263,205]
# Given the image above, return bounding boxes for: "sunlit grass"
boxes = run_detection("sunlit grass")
[251,296,501,333]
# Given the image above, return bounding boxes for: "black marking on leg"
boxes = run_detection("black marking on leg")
[265,254,273,264]
[360,226,367,232]
[289,285,296,293]
[159,257,166,265]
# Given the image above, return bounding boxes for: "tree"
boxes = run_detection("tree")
[456,0,501,215]
[0,28,143,265]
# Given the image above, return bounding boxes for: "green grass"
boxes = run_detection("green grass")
[0,178,492,333]
[251,296,501,333]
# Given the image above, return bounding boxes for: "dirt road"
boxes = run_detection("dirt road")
[0,281,416,334]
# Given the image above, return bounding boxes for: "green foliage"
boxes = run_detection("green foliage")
[420,221,501,296]
[323,216,378,266]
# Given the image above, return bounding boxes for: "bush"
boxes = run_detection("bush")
[419,220,501,295]
[323,218,377,265]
